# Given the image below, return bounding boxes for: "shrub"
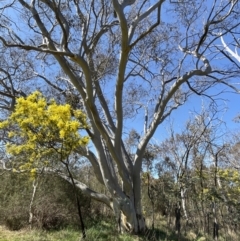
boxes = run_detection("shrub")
[0,172,91,230]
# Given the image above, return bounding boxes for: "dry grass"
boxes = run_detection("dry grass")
[0,225,80,241]
[0,224,142,241]
[1,220,235,241]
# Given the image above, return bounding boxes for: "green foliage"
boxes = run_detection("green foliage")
[0,172,29,230]
[0,172,91,231]
[217,168,240,205]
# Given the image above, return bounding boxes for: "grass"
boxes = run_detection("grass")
[0,223,143,241]
[0,219,224,241]
[0,226,80,241]
[0,223,201,241]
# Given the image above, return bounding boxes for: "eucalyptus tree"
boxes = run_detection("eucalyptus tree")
[0,0,240,233]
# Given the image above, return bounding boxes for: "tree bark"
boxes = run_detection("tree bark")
[175,203,181,241]
[29,179,38,229]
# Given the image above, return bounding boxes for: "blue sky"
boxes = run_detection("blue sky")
[124,87,240,143]
[172,90,240,127]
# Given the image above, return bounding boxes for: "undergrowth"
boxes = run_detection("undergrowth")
[0,219,236,241]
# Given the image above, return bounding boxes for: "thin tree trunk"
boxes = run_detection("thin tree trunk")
[212,200,218,240]
[65,162,86,239]
[212,149,221,240]
[175,202,181,241]
[180,187,188,234]
[207,212,210,235]
[147,172,155,229]
[29,179,38,229]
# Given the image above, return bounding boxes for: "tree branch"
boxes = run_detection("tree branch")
[129,0,165,45]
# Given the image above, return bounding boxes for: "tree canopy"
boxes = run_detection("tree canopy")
[0,91,89,173]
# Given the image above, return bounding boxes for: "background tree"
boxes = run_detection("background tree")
[154,108,214,234]
[0,0,240,234]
